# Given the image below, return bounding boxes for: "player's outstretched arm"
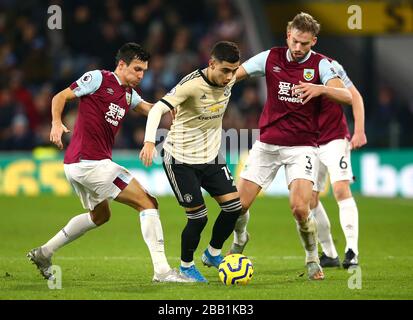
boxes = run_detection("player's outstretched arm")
[50,87,76,149]
[349,85,367,149]
[134,100,153,116]
[134,100,176,120]
[139,101,170,166]
[235,66,249,83]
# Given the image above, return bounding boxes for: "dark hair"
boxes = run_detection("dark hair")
[211,41,240,63]
[288,12,320,36]
[115,42,150,66]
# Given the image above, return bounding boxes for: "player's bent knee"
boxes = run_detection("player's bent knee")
[185,206,209,232]
[99,214,111,225]
[135,192,159,211]
[240,198,251,214]
[146,193,159,209]
[310,191,320,210]
[186,204,208,220]
[310,193,319,210]
[90,201,111,225]
[90,211,111,226]
[291,204,309,222]
[220,198,243,216]
[310,199,317,210]
[332,181,352,201]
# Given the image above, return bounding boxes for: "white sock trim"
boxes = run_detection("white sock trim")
[139,209,170,274]
[338,197,359,255]
[181,261,195,268]
[207,245,221,256]
[42,212,97,257]
[338,197,356,208]
[296,213,318,263]
[312,201,338,259]
[87,212,97,227]
[140,208,159,217]
[234,210,250,245]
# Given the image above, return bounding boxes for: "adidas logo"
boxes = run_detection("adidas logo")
[200,93,207,100]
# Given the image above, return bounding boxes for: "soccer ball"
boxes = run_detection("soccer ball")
[218,254,253,285]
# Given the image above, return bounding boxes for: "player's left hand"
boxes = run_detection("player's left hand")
[50,122,70,150]
[350,131,367,150]
[292,81,324,105]
[139,142,157,167]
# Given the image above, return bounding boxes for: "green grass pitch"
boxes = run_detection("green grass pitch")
[0,195,412,300]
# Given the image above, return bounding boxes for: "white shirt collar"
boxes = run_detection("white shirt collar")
[112,72,123,85]
[286,49,313,64]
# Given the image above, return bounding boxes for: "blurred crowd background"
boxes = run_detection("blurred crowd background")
[0,0,412,152]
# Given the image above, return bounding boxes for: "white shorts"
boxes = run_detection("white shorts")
[64,159,133,211]
[240,141,318,190]
[313,139,354,192]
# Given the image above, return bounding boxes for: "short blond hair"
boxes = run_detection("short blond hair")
[287,12,320,36]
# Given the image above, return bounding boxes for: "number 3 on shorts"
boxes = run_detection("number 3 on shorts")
[305,155,313,170]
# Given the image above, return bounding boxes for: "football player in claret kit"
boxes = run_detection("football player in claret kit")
[311,59,367,269]
[140,41,242,282]
[27,43,192,283]
[229,12,353,280]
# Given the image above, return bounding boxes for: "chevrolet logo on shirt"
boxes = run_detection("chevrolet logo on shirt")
[207,104,224,113]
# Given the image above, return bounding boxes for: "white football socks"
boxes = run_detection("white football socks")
[207,245,221,257]
[338,197,359,255]
[41,212,97,258]
[233,210,250,245]
[180,260,195,268]
[312,201,338,259]
[296,213,319,264]
[139,209,170,274]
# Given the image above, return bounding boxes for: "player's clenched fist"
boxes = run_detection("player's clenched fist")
[350,131,367,150]
[139,141,156,167]
[50,122,70,150]
[292,81,324,105]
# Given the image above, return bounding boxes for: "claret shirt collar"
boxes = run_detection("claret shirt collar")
[286,49,313,64]
[112,72,123,86]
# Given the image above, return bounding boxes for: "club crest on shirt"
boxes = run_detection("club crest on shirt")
[224,86,231,97]
[184,193,193,203]
[303,69,315,81]
[125,92,131,105]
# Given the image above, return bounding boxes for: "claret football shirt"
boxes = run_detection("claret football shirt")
[64,70,142,163]
[242,47,339,147]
